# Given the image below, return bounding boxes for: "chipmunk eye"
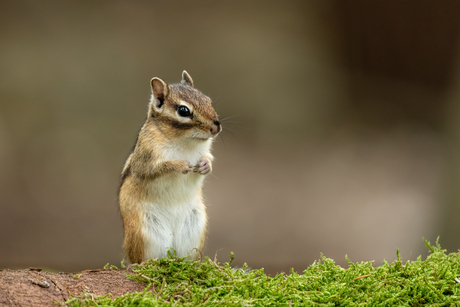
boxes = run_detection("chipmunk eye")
[177,106,191,118]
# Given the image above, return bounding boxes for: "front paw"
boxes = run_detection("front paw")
[194,157,212,175]
[177,160,193,174]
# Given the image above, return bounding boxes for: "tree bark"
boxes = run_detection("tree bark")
[0,267,146,306]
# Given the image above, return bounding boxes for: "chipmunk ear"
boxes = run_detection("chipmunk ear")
[150,77,170,110]
[181,70,194,87]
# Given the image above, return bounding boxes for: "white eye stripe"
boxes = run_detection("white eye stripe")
[174,100,193,123]
[179,100,193,114]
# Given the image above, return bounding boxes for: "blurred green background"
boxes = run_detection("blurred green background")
[1,0,460,274]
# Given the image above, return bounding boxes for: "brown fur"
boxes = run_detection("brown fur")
[119,175,146,263]
[118,71,220,264]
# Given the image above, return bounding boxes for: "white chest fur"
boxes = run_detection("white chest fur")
[163,138,213,165]
[142,139,211,259]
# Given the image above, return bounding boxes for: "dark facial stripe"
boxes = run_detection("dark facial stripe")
[157,116,195,130]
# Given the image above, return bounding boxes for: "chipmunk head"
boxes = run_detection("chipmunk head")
[148,71,221,141]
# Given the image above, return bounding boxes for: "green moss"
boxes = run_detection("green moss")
[65,238,460,306]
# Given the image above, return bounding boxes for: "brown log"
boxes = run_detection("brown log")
[0,267,147,306]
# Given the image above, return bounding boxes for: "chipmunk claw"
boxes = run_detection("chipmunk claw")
[194,158,212,175]
[182,161,194,174]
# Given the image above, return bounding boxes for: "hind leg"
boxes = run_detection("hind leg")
[123,218,145,264]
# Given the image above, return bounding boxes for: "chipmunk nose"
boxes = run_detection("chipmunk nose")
[210,121,221,135]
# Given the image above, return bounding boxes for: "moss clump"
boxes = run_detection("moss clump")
[66,238,460,306]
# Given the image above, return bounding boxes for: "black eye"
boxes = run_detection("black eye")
[177,106,191,117]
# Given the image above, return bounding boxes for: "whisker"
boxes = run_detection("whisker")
[222,127,239,133]
[221,129,237,139]
[218,133,226,147]
[222,125,245,133]
[209,172,219,179]
[212,95,223,106]
[220,115,239,121]
[220,119,238,123]
[220,120,241,124]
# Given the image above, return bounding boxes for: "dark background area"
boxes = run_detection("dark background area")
[1,0,460,274]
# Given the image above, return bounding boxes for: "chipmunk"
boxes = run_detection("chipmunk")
[118,71,221,264]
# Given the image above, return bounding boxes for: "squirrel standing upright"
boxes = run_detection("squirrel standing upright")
[118,71,221,263]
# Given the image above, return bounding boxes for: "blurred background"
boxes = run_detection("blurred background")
[1,0,460,274]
